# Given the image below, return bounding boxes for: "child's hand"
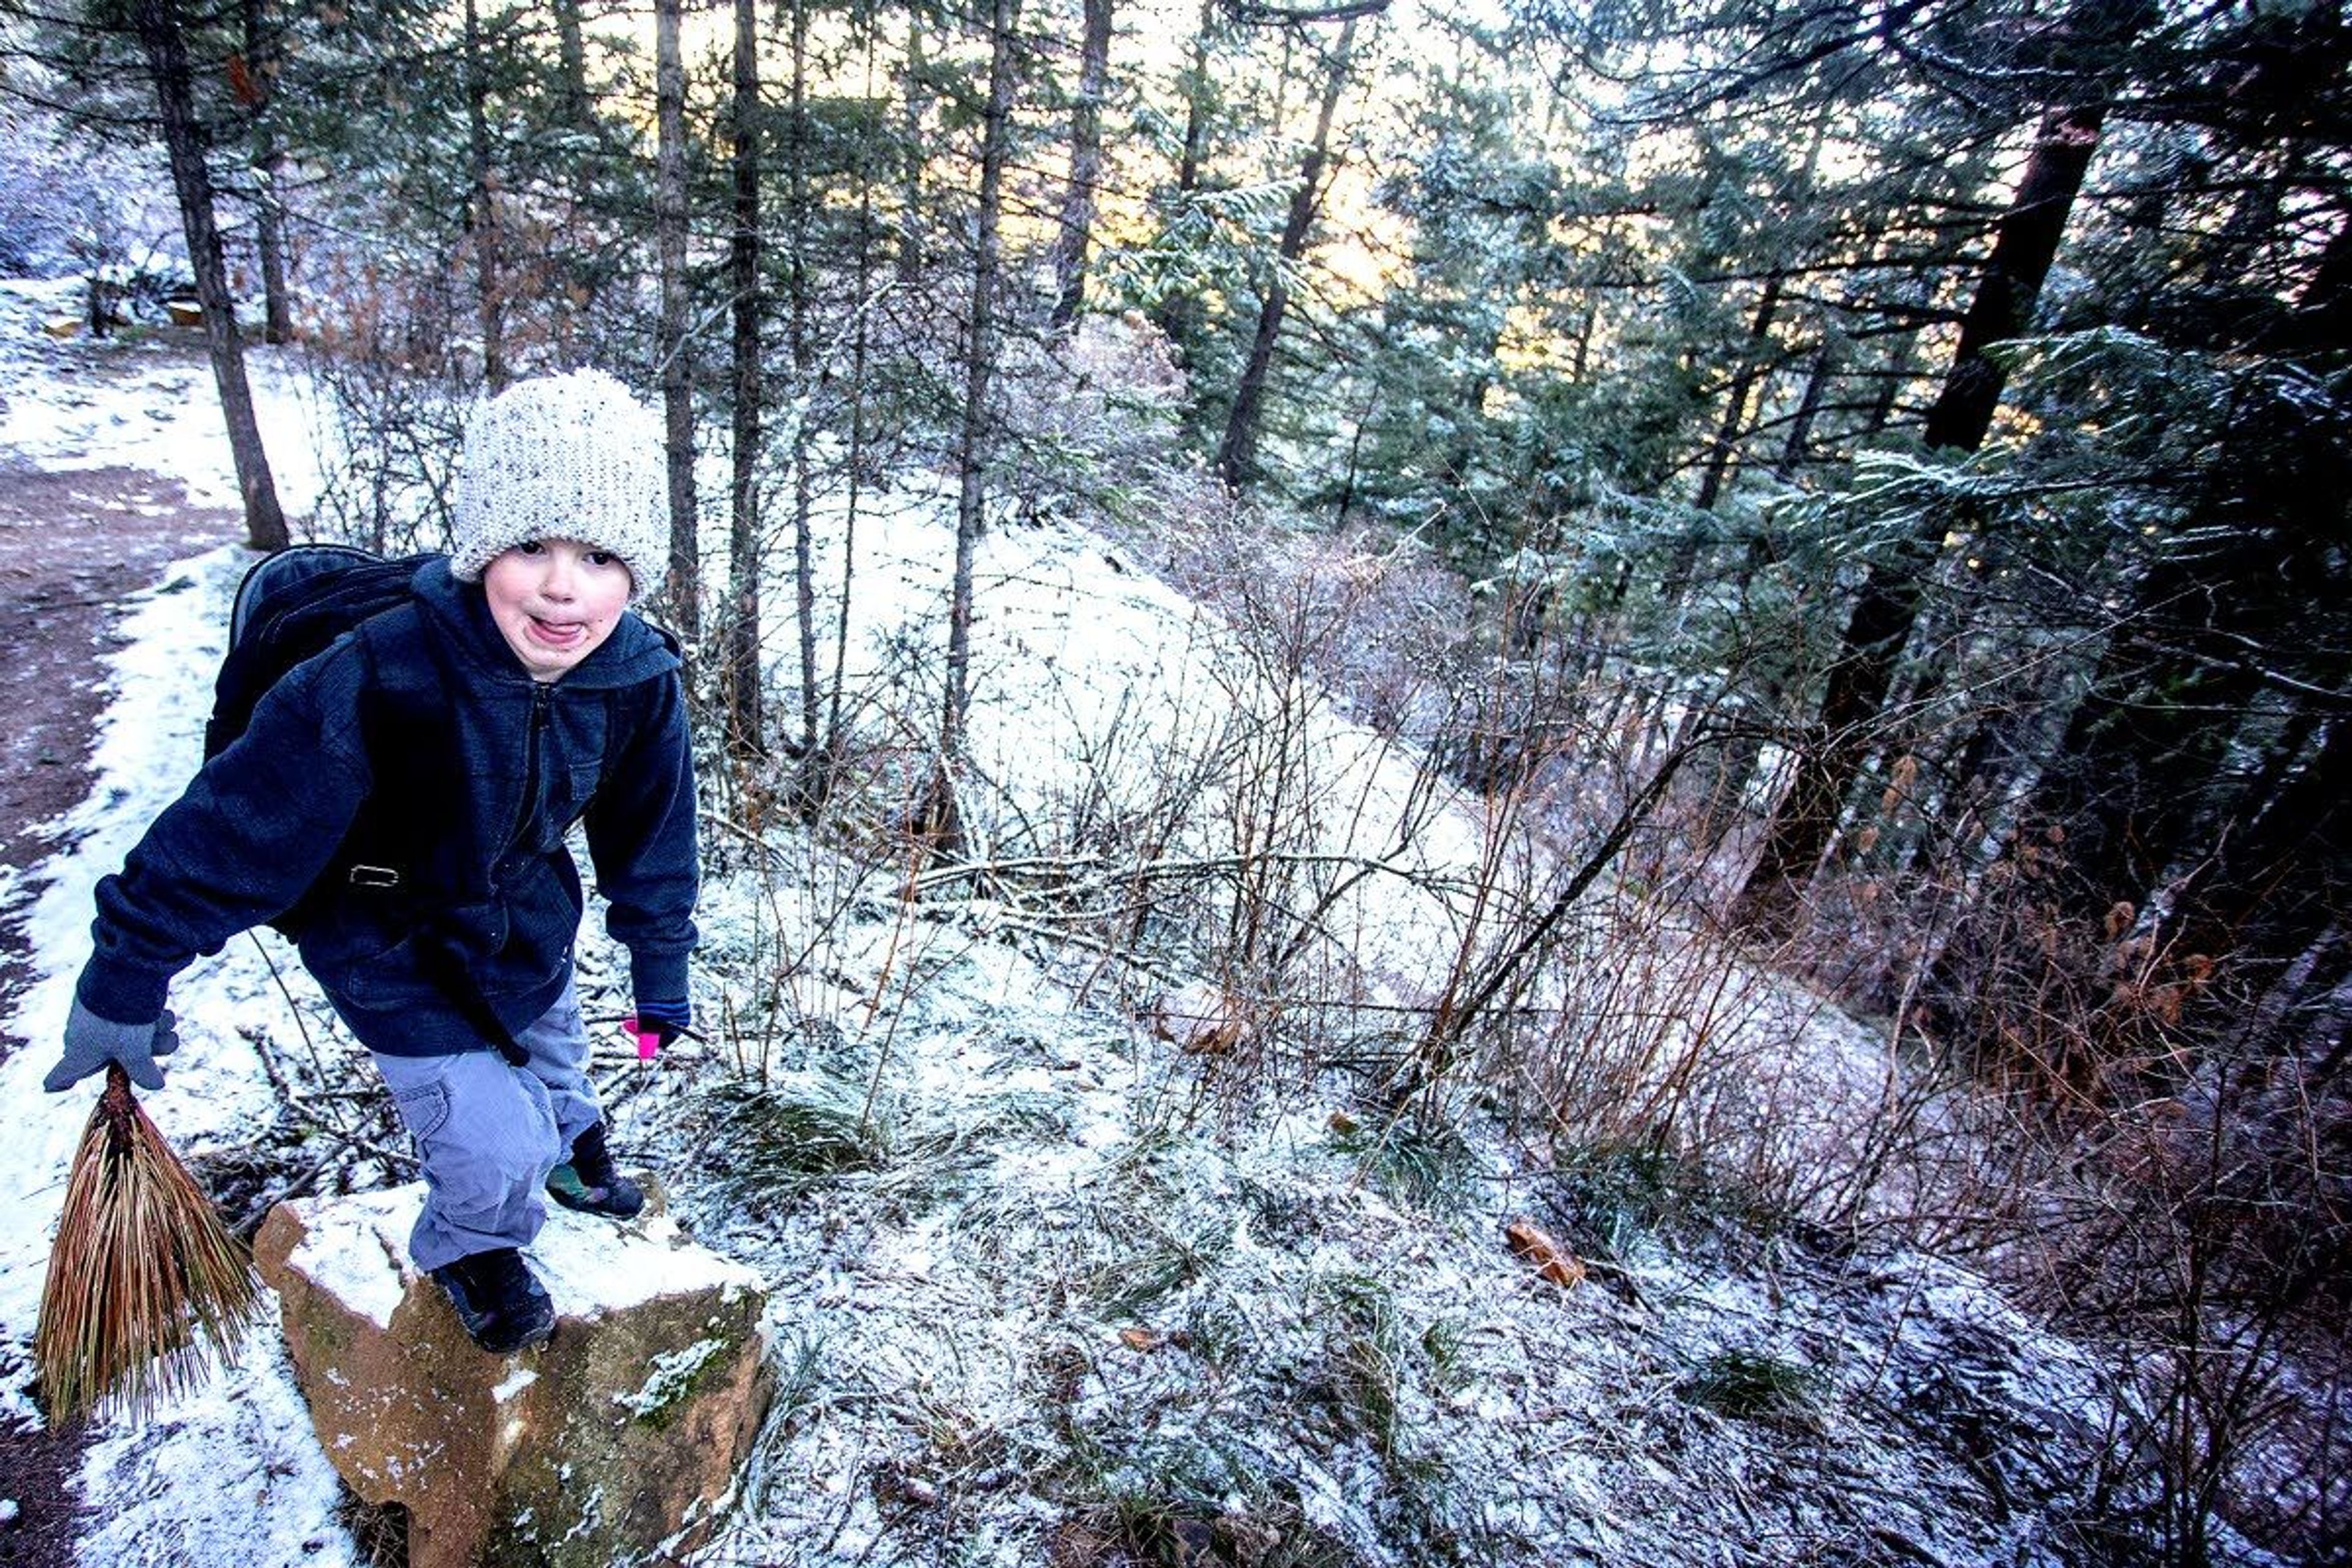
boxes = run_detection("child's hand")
[45,1001,181,1093]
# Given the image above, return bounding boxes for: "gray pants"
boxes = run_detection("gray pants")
[370,978,601,1272]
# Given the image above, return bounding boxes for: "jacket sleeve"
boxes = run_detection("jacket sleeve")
[75,644,374,1026]
[583,669,699,1015]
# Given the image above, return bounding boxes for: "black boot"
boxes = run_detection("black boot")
[546,1120,645,1219]
[430,1246,554,1354]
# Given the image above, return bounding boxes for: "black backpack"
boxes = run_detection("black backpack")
[207,545,437,761]
[208,545,531,1054]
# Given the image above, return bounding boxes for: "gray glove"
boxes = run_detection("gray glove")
[45,1000,180,1093]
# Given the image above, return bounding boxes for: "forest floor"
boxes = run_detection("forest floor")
[0,456,240,1568]
[0,282,2293,1568]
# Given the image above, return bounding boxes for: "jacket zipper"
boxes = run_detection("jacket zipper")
[503,684,550,864]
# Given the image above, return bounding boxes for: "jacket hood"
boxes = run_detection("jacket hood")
[410,556,681,690]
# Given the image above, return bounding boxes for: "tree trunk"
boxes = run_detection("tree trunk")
[1936,205,2352,1056]
[1215,16,1357,492]
[943,0,1020,770]
[655,0,698,638]
[1660,270,1785,603]
[135,0,287,551]
[1151,0,1216,362]
[726,0,764,758]
[1174,0,1212,198]
[1667,122,1825,597]
[828,26,884,783]
[788,0,820,763]
[1050,0,1114,333]
[1730,84,2117,935]
[2191,709,2350,973]
[2288,205,2352,355]
[553,0,590,130]
[897,13,931,285]
[252,146,292,344]
[1771,340,1834,480]
[239,0,292,345]
[1694,271,1784,511]
[462,0,504,391]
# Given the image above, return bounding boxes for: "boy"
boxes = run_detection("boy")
[45,370,699,1355]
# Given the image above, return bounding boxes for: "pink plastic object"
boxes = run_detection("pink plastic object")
[625,1014,660,1061]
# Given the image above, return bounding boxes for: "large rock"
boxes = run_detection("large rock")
[255,1186,771,1568]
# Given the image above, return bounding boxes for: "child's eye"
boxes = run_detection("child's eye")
[516,540,546,556]
[587,551,616,568]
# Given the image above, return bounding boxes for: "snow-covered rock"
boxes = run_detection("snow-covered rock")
[254,1186,770,1568]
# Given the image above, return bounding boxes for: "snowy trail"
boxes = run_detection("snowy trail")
[0,279,364,1565]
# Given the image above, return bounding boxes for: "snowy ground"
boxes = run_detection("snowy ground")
[0,281,2241,1566]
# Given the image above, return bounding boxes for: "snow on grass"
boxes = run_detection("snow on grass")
[650,907,2146,1567]
[770,472,1502,1003]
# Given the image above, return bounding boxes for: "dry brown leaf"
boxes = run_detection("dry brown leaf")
[1150,983,1250,1057]
[1505,1218,1586,1289]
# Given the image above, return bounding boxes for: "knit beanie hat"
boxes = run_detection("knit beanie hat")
[450,369,667,601]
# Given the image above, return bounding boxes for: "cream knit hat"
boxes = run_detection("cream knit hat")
[450,369,667,600]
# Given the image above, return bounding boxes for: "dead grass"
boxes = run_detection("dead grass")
[35,1065,262,1428]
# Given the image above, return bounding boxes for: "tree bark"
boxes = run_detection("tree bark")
[135,0,287,551]
[787,0,820,762]
[1174,0,1213,198]
[828,26,884,786]
[1152,0,1217,361]
[1771,340,1834,480]
[462,0,505,391]
[897,13,931,285]
[1660,270,1785,603]
[239,0,292,345]
[726,0,764,758]
[1050,0,1114,333]
[943,0,1020,769]
[655,0,698,638]
[1215,15,1359,492]
[553,0,590,130]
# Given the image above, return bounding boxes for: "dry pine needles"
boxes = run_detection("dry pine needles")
[35,1062,260,1427]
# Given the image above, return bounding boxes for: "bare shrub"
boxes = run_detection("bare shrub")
[297,258,471,553]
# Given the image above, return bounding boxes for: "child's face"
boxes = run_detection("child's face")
[480,538,633,682]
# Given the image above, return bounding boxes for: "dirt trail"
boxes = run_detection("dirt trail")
[0,460,240,1568]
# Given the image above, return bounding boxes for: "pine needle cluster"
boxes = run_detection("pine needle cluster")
[35,1063,262,1428]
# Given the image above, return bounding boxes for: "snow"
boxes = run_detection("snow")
[278,1191,413,1333]
[0,292,2284,1567]
[270,1183,762,1331]
[0,277,330,517]
[614,1340,726,1417]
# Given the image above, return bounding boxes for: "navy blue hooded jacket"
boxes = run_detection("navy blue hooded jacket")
[76,557,698,1057]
